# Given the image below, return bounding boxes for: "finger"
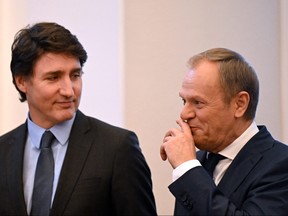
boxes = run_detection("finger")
[163,136,170,143]
[164,130,173,138]
[176,119,191,134]
[163,131,172,142]
[164,128,180,137]
[166,128,182,137]
[160,145,167,161]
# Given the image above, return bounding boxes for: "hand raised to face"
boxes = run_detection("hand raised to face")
[160,119,197,169]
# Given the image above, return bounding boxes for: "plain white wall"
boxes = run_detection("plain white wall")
[1,0,287,215]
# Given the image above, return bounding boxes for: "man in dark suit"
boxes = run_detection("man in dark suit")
[160,48,288,215]
[0,22,157,216]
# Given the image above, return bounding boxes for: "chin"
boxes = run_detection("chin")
[58,110,76,120]
[194,138,207,151]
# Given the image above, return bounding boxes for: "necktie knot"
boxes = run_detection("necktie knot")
[40,131,55,149]
[203,152,226,177]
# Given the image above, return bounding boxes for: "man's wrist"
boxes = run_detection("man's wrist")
[172,159,201,182]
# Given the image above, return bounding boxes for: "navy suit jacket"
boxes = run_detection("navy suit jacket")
[0,110,157,215]
[169,126,288,215]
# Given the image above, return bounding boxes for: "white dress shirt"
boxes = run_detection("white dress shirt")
[172,122,259,185]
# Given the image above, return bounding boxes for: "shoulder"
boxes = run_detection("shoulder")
[256,125,288,153]
[75,111,143,159]
[87,115,135,136]
[0,123,27,142]
[74,110,138,142]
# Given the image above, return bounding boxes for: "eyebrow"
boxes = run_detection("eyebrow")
[179,91,206,101]
[179,91,185,98]
[44,67,82,75]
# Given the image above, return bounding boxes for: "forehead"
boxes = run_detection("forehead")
[180,60,221,97]
[33,52,81,74]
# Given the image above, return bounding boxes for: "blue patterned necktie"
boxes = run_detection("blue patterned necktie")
[31,131,55,216]
[203,153,226,177]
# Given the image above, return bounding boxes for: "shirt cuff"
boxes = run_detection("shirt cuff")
[172,159,201,182]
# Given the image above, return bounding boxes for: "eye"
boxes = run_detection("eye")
[182,98,186,105]
[46,75,59,81]
[71,71,83,79]
[194,100,205,108]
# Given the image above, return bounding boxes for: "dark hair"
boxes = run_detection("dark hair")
[188,48,259,120]
[10,22,88,102]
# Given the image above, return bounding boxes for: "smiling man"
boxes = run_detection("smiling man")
[160,48,288,215]
[0,22,156,216]
[16,52,83,129]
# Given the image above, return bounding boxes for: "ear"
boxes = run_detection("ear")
[234,91,250,118]
[14,76,28,93]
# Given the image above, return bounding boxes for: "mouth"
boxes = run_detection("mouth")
[189,126,200,133]
[57,100,75,108]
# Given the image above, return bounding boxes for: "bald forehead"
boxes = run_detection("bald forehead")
[184,60,220,87]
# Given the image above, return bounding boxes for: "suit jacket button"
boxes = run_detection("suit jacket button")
[181,194,188,202]
[187,203,193,209]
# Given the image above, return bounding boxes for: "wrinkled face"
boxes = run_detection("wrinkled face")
[179,60,237,152]
[16,52,83,128]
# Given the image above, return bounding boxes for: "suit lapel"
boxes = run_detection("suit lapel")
[217,151,261,195]
[217,126,274,196]
[197,148,261,195]
[6,123,28,215]
[51,111,94,215]
[196,126,274,197]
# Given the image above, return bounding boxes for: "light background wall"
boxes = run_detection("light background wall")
[1,0,287,215]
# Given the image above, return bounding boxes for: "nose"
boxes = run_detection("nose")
[180,103,196,121]
[59,77,74,97]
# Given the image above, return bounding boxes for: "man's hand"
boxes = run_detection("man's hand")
[160,119,197,169]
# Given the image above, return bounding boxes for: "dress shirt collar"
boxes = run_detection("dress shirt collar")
[27,113,76,149]
[219,121,259,160]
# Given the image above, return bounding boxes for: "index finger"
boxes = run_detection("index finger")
[176,119,191,134]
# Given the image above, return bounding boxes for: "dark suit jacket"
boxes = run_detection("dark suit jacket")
[0,110,157,215]
[169,126,288,215]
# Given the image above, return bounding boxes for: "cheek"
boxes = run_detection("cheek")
[195,111,210,126]
[30,87,56,103]
[196,112,222,135]
[205,113,234,140]
[76,86,82,95]
[74,81,82,95]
